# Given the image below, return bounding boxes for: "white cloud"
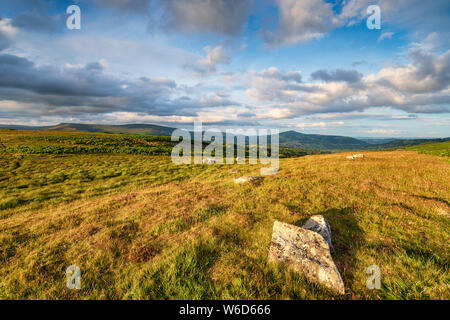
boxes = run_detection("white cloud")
[367,129,403,135]
[244,50,450,117]
[296,121,344,129]
[0,18,18,37]
[0,18,19,51]
[198,45,229,72]
[265,0,338,46]
[246,67,305,102]
[367,50,450,94]
[378,32,395,42]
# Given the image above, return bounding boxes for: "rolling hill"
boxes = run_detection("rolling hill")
[278,130,370,150]
[0,123,175,136]
[0,123,448,151]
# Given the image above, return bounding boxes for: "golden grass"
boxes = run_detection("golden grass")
[0,150,449,299]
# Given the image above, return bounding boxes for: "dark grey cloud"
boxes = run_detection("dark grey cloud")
[2,0,49,12]
[237,112,256,118]
[0,53,240,119]
[12,11,62,33]
[311,69,363,83]
[408,50,450,92]
[93,0,149,12]
[0,53,171,116]
[156,0,254,36]
[0,32,12,52]
[91,0,254,36]
[0,54,123,97]
[258,68,302,83]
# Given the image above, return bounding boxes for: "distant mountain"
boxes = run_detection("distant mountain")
[0,124,54,131]
[277,131,449,150]
[0,123,176,136]
[358,138,398,144]
[278,130,369,150]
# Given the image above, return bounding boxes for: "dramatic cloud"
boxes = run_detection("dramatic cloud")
[0,0,448,135]
[368,50,450,94]
[0,52,241,120]
[246,50,450,118]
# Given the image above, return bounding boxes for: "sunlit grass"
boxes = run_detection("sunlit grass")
[0,131,449,299]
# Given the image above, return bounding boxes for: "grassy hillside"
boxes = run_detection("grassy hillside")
[403,141,450,158]
[0,129,175,156]
[1,124,447,151]
[0,131,449,299]
[0,129,321,158]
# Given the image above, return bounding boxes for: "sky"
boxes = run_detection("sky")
[0,0,449,138]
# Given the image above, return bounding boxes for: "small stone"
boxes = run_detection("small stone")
[346,154,364,160]
[267,221,345,294]
[202,158,216,164]
[234,176,263,184]
[436,207,449,218]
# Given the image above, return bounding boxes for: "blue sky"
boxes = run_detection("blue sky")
[0,0,449,138]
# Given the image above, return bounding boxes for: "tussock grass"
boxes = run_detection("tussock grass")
[0,131,449,299]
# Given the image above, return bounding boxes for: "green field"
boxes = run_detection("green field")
[0,130,449,299]
[403,141,450,158]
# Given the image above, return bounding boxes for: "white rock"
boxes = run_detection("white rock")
[302,215,335,253]
[202,158,216,164]
[234,176,263,184]
[267,221,345,294]
[347,154,364,159]
[436,207,449,218]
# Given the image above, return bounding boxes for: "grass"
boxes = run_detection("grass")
[0,131,449,299]
[403,141,450,158]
